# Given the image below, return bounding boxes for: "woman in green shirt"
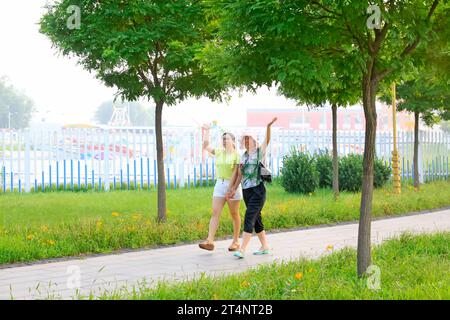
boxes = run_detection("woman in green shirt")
[199,129,243,252]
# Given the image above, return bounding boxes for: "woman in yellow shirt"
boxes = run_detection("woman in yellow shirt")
[199,129,242,252]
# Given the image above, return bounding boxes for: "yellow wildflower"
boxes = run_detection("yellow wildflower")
[132,214,142,220]
[241,280,250,288]
[40,225,49,232]
[326,244,334,251]
[46,239,55,246]
[295,272,303,280]
[26,234,34,241]
[277,204,287,213]
[112,212,120,217]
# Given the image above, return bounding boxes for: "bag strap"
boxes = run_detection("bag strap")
[257,147,263,169]
[256,147,262,183]
[244,150,250,166]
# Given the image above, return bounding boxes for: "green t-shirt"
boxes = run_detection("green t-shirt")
[215,149,240,180]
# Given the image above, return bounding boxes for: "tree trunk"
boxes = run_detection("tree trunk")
[155,100,167,223]
[414,111,420,189]
[357,75,378,277]
[332,103,339,200]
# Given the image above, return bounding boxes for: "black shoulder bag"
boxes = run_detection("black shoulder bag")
[257,147,272,183]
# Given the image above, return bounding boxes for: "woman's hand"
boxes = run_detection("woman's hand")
[226,188,236,200]
[202,140,210,150]
[268,117,278,127]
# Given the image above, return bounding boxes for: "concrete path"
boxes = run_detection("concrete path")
[1,209,449,300]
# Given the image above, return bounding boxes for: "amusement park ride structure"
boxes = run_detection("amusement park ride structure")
[108,103,131,127]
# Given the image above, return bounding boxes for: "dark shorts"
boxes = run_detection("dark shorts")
[242,182,266,234]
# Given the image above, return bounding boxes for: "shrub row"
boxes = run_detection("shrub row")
[280,149,391,194]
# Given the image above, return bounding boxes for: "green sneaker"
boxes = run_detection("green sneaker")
[253,249,270,255]
[233,251,244,259]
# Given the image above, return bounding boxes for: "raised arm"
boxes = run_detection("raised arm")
[202,124,215,156]
[261,117,278,155]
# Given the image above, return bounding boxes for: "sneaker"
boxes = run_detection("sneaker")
[253,249,270,255]
[233,251,244,259]
[199,242,215,251]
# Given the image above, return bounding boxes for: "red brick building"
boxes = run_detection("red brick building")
[247,103,414,132]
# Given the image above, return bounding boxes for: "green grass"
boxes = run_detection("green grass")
[0,179,449,265]
[97,233,450,300]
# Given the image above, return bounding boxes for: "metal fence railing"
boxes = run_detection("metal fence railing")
[0,127,448,192]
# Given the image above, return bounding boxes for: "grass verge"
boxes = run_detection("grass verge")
[0,180,449,265]
[97,232,450,300]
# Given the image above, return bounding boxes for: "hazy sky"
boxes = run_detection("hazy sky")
[0,0,300,127]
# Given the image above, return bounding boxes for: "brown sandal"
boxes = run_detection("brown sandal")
[228,242,240,252]
[199,242,215,251]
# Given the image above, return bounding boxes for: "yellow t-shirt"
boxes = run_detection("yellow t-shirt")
[215,149,240,180]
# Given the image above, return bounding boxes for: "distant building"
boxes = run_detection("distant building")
[247,103,415,131]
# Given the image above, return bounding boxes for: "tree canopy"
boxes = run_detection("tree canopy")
[380,4,450,126]
[201,0,361,106]
[40,0,226,106]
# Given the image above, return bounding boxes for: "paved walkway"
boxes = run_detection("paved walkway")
[1,209,449,299]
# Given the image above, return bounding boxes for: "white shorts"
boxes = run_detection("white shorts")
[213,179,243,201]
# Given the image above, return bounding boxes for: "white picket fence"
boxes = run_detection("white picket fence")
[0,127,449,192]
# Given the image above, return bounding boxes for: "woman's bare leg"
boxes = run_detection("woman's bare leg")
[206,197,227,243]
[256,231,270,250]
[240,231,253,252]
[227,199,241,244]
